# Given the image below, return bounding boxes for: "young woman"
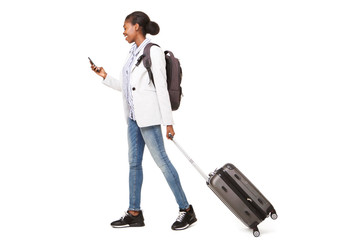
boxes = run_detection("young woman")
[90,11,196,230]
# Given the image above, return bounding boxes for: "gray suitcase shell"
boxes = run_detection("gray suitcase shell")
[169,135,277,237]
[208,163,277,237]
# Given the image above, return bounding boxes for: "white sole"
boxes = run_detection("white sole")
[112,224,130,228]
[174,224,189,230]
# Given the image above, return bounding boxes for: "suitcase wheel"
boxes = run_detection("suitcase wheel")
[270,210,278,220]
[253,227,260,237]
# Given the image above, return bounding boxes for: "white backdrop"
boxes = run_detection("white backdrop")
[1,0,359,239]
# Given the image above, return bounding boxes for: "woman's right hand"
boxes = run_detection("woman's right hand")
[91,65,107,79]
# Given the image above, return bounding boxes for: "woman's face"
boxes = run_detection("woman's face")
[123,21,138,43]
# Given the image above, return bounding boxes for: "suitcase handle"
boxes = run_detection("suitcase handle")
[168,134,209,181]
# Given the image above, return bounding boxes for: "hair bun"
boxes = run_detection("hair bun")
[145,21,160,35]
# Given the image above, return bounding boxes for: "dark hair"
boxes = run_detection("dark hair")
[125,11,160,36]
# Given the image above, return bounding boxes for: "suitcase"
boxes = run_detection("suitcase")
[169,135,277,237]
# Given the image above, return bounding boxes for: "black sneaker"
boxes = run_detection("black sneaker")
[171,205,197,230]
[111,211,145,228]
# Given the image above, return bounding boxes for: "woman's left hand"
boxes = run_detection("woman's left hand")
[166,125,175,140]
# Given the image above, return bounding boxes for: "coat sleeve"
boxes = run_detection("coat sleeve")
[150,46,174,126]
[102,74,122,92]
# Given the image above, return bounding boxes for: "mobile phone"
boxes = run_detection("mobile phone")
[88,57,100,72]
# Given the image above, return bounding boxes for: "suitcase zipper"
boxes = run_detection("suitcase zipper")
[219,170,268,220]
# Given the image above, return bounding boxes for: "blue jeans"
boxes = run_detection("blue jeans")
[127,118,189,211]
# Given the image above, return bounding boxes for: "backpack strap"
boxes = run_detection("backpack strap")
[141,43,160,87]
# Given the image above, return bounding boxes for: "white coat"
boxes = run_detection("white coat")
[102,45,174,128]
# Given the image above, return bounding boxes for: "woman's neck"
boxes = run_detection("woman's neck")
[135,35,146,47]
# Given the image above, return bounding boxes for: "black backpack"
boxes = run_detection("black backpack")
[137,43,183,111]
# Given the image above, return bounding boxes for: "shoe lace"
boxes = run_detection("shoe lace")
[176,211,187,222]
[120,211,130,220]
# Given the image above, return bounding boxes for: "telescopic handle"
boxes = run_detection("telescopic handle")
[168,134,208,181]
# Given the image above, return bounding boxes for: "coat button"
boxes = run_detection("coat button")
[132,87,136,91]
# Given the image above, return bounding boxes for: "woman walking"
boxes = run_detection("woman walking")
[90,11,196,230]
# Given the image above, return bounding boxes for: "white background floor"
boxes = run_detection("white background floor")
[1,0,359,239]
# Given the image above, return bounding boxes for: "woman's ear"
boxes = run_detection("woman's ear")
[134,23,140,31]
